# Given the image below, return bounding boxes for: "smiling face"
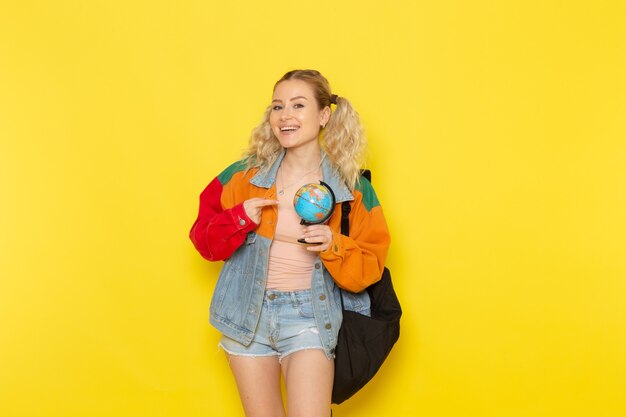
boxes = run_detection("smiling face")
[270,79,330,152]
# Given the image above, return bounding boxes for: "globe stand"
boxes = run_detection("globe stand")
[297,238,323,245]
[297,219,323,245]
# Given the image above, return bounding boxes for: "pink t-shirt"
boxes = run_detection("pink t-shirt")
[266,182,319,290]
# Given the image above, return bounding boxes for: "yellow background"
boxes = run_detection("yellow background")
[1,1,625,416]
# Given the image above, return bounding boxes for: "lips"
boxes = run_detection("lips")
[278,125,300,136]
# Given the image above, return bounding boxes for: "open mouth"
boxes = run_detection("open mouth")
[280,126,300,132]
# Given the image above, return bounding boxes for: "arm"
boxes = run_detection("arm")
[319,187,390,293]
[189,176,257,261]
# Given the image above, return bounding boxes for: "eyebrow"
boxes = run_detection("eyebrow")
[272,96,309,103]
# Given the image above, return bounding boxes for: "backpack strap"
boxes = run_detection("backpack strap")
[340,169,371,237]
[340,201,351,237]
[338,170,372,305]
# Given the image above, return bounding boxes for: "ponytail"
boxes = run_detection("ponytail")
[322,96,367,188]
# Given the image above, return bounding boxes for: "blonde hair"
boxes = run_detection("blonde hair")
[244,69,367,188]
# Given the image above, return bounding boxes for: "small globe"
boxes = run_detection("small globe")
[293,182,336,224]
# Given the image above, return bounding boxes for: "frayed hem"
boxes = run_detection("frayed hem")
[218,343,281,363]
[279,347,331,363]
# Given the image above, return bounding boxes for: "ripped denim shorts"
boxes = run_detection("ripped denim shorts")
[219,289,329,362]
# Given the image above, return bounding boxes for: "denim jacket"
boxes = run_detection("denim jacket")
[190,151,390,359]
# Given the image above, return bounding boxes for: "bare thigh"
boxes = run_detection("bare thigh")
[281,349,334,417]
[226,353,286,417]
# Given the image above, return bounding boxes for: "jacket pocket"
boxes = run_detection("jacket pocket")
[210,232,261,325]
[297,297,315,319]
[227,232,258,275]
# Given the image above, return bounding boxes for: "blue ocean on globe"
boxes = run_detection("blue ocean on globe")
[293,182,335,224]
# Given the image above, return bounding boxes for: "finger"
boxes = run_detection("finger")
[302,228,330,241]
[302,234,329,245]
[247,199,279,209]
[302,227,331,237]
[302,235,323,243]
[307,243,330,252]
[303,224,330,232]
[253,199,280,207]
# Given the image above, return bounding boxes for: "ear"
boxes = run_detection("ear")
[319,106,331,127]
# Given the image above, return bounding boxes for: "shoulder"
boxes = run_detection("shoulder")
[216,158,258,186]
[353,176,381,212]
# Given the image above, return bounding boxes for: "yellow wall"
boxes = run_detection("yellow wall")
[1,1,625,416]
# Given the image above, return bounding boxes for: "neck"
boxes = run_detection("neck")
[282,147,322,174]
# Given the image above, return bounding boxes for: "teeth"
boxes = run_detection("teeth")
[281,126,299,131]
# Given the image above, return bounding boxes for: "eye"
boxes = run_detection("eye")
[293,103,304,109]
[272,105,283,111]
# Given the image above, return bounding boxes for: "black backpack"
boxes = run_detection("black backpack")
[332,170,402,404]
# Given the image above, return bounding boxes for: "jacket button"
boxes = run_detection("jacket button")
[319,295,326,301]
[325,323,331,329]
[268,294,277,300]
[239,218,246,226]
[315,263,321,269]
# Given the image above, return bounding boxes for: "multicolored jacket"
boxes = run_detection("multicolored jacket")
[189,151,390,358]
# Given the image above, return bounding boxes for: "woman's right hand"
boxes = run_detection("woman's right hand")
[243,198,279,224]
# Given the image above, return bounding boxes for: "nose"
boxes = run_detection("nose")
[279,107,293,120]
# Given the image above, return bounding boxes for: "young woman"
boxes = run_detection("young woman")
[190,69,390,417]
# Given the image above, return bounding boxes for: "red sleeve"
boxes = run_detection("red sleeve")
[189,177,257,261]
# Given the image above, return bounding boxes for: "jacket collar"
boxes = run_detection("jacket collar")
[250,149,354,203]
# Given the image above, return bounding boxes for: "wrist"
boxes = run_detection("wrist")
[231,203,258,230]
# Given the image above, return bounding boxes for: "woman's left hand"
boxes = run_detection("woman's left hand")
[301,225,334,252]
